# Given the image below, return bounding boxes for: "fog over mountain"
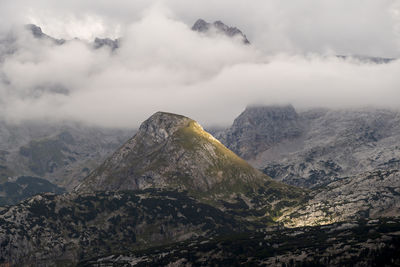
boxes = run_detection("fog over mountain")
[0,1,400,128]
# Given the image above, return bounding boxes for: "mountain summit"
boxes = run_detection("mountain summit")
[76,112,272,195]
[192,19,250,44]
[76,111,306,225]
[217,105,304,159]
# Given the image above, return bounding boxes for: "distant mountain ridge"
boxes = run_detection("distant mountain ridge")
[11,23,398,65]
[25,24,119,50]
[215,105,400,227]
[23,19,250,52]
[336,55,395,64]
[25,24,66,45]
[0,120,132,190]
[216,105,400,188]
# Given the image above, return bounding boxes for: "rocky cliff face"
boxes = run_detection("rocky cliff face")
[192,19,250,44]
[216,105,303,159]
[217,106,400,188]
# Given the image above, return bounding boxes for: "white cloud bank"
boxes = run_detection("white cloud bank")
[0,1,399,128]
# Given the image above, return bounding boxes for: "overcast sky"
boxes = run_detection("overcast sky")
[0,0,400,128]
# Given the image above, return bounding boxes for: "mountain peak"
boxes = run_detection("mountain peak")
[192,19,209,32]
[93,37,119,50]
[25,24,44,38]
[217,105,304,159]
[243,104,298,118]
[138,111,192,142]
[76,111,273,195]
[191,19,250,44]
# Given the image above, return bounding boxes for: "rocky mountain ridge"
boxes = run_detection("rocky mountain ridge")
[216,105,400,188]
[22,19,249,54]
[25,24,66,45]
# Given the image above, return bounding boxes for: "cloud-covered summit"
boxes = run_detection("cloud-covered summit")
[0,1,399,128]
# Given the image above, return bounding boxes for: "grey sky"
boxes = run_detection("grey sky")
[0,1,399,127]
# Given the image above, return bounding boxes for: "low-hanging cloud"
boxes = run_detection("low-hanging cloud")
[0,2,400,128]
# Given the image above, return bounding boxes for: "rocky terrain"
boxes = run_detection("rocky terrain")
[0,112,307,266]
[0,120,132,190]
[216,105,400,188]
[284,169,400,227]
[83,217,400,266]
[216,105,304,160]
[0,189,243,266]
[0,111,399,266]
